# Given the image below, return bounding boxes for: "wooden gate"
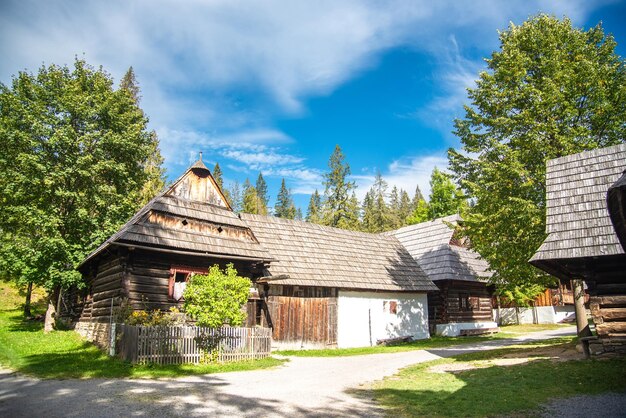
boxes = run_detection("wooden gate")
[267,296,337,347]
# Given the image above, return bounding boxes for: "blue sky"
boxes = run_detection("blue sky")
[2,0,625,212]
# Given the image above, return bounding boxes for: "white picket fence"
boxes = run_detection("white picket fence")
[117,325,272,365]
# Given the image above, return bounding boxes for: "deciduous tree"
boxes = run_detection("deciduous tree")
[0,59,162,315]
[448,15,626,300]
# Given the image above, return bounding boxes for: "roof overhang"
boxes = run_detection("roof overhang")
[607,170,626,252]
[530,253,626,282]
[78,241,276,271]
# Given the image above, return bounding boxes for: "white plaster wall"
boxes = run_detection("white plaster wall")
[493,306,576,325]
[435,321,499,337]
[337,291,429,348]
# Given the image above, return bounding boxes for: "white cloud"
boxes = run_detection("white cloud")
[353,154,450,201]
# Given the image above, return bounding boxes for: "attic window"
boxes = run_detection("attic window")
[181,219,188,226]
[217,226,224,233]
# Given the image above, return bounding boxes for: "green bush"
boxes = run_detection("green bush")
[183,264,251,328]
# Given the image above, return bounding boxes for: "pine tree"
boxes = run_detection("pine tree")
[255,173,269,213]
[119,67,164,204]
[388,186,401,230]
[338,192,361,231]
[361,190,375,232]
[306,189,322,223]
[242,179,260,214]
[120,66,141,103]
[410,185,425,213]
[213,163,232,206]
[228,181,242,213]
[295,207,303,221]
[362,171,390,232]
[275,179,296,219]
[398,189,412,226]
[321,145,356,228]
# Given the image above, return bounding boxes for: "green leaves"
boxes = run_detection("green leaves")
[449,15,626,301]
[0,58,164,298]
[183,264,251,328]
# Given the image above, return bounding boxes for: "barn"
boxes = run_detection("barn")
[241,213,438,349]
[530,143,626,355]
[391,215,497,336]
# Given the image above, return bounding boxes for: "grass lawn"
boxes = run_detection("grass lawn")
[370,339,626,417]
[276,323,574,357]
[0,284,284,379]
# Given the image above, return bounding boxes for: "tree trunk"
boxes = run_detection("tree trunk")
[23,282,33,317]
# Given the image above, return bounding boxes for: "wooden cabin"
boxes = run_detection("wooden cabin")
[240,213,438,349]
[530,144,626,355]
[65,157,273,327]
[391,215,497,336]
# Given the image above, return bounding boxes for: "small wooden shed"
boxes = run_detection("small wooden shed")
[67,157,273,324]
[391,215,496,336]
[240,213,438,349]
[530,144,626,355]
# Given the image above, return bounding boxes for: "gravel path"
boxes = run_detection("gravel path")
[0,327,581,417]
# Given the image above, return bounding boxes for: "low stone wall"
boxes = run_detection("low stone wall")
[74,321,112,350]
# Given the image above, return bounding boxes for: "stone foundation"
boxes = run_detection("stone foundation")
[74,321,113,351]
[587,337,626,356]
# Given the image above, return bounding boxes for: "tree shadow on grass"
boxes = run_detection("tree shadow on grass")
[351,354,626,417]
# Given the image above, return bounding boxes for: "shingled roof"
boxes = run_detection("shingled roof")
[79,158,273,269]
[530,144,626,274]
[390,214,491,283]
[240,213,437,292]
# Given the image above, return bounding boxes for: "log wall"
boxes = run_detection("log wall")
[428,280,493,326]
[79,253,127,323]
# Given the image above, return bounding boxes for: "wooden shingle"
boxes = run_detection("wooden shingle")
[391,214,492,283]
[240,214,437,292]
[530,143,626,264]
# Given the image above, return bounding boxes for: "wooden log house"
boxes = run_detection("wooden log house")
[530,144,626,355]
[391,215,497,336]
[66,156,274,325]
[67,155,437,350]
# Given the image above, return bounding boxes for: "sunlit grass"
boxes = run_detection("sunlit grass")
[0,283,284,379]
[370,339,626,417]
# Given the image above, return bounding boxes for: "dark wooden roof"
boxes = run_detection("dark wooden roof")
[79,159,272,269]
[530,144,626,279]
[240,213,437,292]
[391,214,492,283]
[607,170,626,252]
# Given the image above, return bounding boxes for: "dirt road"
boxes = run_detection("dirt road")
[0,327,576,417]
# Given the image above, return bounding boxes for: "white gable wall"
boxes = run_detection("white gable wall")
[337,291,429,348]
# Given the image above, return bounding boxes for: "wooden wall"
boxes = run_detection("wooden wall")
[79,252,127,323]
[428,280,493,326]
[266,295,337,347]
[72,248,263,323]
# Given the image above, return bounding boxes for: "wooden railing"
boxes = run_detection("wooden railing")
[117,325,272,365]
